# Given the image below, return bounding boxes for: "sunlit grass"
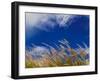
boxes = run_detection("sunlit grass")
[25,39,89,68]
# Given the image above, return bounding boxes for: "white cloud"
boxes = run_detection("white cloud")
[56,15,75,27]
[25,13,48,27]
[26,13,76,31]
[29,46,50,56]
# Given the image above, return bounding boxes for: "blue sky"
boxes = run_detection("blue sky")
[25,13,89,50]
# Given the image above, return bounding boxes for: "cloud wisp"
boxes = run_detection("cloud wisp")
[25,13,77,32]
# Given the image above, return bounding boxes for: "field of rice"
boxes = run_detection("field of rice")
[25,39,89,68]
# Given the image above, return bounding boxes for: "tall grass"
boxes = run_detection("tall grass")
[25,39,89,68]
